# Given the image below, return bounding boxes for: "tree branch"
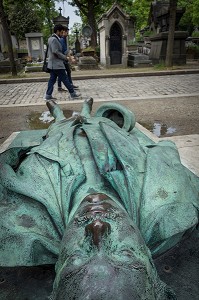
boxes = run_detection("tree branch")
[71,0,88,16]
[72,0,87,10]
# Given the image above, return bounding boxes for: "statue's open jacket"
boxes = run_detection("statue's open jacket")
[0,107,198,267]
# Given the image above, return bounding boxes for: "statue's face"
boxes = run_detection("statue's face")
[53,194,167,299]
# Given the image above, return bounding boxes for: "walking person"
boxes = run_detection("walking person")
[44,24,80,101]
[57,26,78,92]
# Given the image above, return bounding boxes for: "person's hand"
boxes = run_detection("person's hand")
[69,56,76,64]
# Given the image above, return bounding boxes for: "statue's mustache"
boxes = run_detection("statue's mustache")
[74,211,122,226]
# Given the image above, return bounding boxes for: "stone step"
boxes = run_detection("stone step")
[78,56,99,70]
[128,53,152,67]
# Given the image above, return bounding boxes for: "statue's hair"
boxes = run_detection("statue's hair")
[52,258,176,300]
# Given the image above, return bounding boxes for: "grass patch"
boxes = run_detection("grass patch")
[153,62,167,70]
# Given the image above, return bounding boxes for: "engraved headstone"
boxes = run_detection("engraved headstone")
[25,33,45,61]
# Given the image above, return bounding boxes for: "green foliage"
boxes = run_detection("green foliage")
[3,0,57,42]
[178,0,199,34]
[4,1,41,39]
[82,46,95,52]
[192,0,199,25]
[95,45,100,53]
[67,0,151,45]
[127,39,137,45]
[9,4,42,39]
[135,31,143,42]
[186,42,199,58]
[68,22,82,48]
[192,30,199,37]
[187,43,199,52]
[40,0,58,42]
[2,0,197,47]
[125,0,150,32]
[153,61,166,70]
[143,30,154,37]
[67,0,112,46]
[68,0,112,19]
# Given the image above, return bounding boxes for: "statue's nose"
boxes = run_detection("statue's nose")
[85,219,111,248]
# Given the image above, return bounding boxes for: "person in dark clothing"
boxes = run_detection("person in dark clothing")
[57,26,78,92]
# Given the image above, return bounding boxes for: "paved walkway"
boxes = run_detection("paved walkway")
[0,73,199,106]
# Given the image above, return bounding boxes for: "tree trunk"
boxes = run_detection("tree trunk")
[0,0,17,76]
[165,0,178,68]
[87,14,97,47]
[72,0,98,48]
[87,1,97,47]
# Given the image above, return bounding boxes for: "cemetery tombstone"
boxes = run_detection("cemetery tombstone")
[74,29,81,54]
[18,39,28,60]
[78,26,99,70]
[25,32,44,61]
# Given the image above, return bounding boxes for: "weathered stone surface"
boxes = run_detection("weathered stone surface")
[78,56,99,70]
[149,31,188,65]
[128,53,153,67]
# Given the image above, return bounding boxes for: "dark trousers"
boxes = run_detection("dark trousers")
[46,69,74,98]
[58,62,73,87]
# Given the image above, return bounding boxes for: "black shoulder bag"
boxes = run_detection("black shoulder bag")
[42,44,50,73]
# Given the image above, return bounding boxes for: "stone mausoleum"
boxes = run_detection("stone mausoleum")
[148,0,187,65]
[98,2,135,68]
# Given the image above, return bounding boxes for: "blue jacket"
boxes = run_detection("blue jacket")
[60,37,67,55]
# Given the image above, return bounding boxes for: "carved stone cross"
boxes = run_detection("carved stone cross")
[58,7,62,16]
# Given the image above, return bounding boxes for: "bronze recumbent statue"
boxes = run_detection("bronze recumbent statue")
[0,98,198,299]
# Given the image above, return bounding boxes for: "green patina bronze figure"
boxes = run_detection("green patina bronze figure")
[0,99,198,299]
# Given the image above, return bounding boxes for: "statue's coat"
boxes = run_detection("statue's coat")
[0,114,198,266]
